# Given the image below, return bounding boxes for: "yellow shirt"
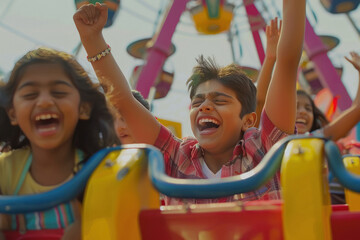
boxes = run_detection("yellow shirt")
[0,147,82,230]
[0,147,77,195]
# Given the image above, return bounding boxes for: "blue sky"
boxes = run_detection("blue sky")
[1,0,359,137]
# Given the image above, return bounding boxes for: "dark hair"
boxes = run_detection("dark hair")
[131,90,150,110]
[0,47,120,158]
[186,55,256,117]
[297,90,329,131]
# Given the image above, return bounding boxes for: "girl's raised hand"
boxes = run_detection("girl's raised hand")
[265,17,282,60]
[345,51,360,72]
[73,3,108,41]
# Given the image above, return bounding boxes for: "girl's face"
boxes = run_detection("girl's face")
[296,94,314,134]
[7,63,89,150]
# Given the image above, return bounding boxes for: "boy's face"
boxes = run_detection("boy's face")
[190,79,247,154]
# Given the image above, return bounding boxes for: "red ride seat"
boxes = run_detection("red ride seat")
[140,200,360,240]
[331,211,360,240]
[139,200,283,240]
[3,229,63,240]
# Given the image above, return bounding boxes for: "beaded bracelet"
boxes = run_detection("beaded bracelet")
[87,45,111,62]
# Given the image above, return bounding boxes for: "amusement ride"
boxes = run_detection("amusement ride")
[1,0,360,239]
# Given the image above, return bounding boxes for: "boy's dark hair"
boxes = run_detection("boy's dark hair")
[0,47,120,158]
[297,90,329,131]
[186,55,257,117]
[131,90,150,110]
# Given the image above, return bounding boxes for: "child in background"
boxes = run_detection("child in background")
[73,0,306,205]
[110,90,150,144]
[0,47,119,239]
[296,53,360,139]
[297,52,360,140]
[256,36,360,141]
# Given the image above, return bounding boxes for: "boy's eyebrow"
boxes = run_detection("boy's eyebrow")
[193,92,234,99]
[18,80,74,90]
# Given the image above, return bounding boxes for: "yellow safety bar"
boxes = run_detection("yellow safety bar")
[281,139,332,240]
[82,147,160,240]
[343,156,360,211]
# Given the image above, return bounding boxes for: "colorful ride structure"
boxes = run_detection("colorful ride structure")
[127,38,176,100]
[320,0,360,13]
[188,0,235,35]
[2,136,360,239]
[2,1,360,239]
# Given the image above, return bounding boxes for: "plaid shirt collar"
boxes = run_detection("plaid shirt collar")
[190,139,246,166]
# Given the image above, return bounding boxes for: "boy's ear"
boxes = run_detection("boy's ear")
[241,112,256,131]
[79,102,92,120]
[7,108,18,125]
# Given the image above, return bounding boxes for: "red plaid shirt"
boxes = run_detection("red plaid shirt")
[154,110,288,205]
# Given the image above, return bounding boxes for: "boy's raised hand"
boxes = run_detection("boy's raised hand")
[73,2,161,145]
[265,17,282,60]
[73,3,108,40]
[345,51,360,71]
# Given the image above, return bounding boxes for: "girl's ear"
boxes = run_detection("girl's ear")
[79,102,92,120]
[7,108,18,125]
[241,112,256,131]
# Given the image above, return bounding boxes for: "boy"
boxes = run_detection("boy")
[73,0,306,205]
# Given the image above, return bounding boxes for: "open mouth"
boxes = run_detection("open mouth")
[295,118,307,125]
[198,118,220,131]
[34,113,60,134]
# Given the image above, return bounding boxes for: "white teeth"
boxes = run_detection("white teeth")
[199,118,220,125]
[296,118,306,124]
[38,126,56,132]
[35,114,59,121]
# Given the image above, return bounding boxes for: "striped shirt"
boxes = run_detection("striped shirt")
[0,147,81,230]
[154,110,288,205]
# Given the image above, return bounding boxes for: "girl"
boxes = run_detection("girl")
[295,52,360,141]
[255,19,360,140]
[0,47,120,239]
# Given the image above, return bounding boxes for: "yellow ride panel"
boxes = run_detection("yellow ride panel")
[343,156,360,211]
[281,139,332,240]
[82,147,160,240]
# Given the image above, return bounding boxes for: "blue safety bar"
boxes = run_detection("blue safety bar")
[326,141,360,193]
[5,135,359,214]
[148,135,323,199]
[0,146,120,214]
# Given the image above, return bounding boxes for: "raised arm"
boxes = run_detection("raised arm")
[346,52,360,106]
[73,3,161,144]
[255,18,281,128]
[264,0,306,133]
[323,52,360,141]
